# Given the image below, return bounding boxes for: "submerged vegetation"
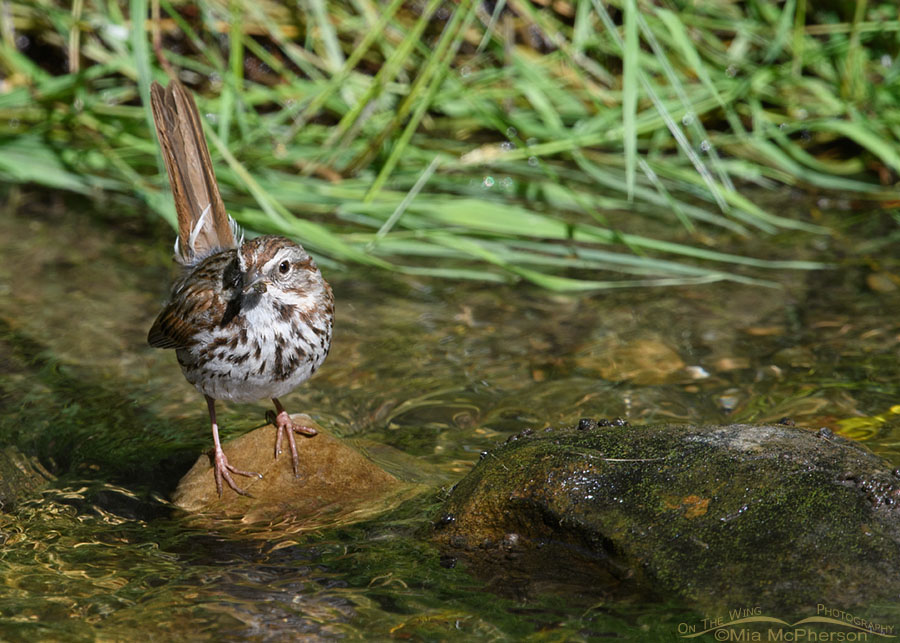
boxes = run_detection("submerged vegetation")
[0,0,898,289]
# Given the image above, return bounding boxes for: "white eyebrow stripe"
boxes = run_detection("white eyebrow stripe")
[262,250,292,273]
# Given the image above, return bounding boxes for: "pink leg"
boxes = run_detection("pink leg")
[272,397,318,477]
[207,396,261,497]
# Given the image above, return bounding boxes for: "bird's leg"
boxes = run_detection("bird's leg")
[271,397,318,477]
[207,395,261,497]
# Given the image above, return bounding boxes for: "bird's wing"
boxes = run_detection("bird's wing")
[147,254,235,350]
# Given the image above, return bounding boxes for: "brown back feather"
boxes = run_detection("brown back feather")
[150,81,235,264]
[147,250,236,349]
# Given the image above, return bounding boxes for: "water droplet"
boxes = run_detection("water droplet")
[501,177,514,190]
[482,176,495,188]
[778,123,786,130]
[506,126,517,138]
[528,156,538,167]
[795,108,808,120]
[205,113,218,124]
[460,66,471,78]
[8,119,19,129]
[15,35,29,50]
[726,64,738,77]
[73,98,84,112]
[526,137,538,147]
[500,141,515,151]
[681,112,694,126]
[881,54,893,68]
[699,140,710,152]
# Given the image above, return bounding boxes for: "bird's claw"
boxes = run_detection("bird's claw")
[272,410,317,477]
[213,446,261,497]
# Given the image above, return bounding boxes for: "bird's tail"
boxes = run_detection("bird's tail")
[150,80,240,266]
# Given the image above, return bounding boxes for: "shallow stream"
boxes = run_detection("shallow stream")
[0,191,898,640]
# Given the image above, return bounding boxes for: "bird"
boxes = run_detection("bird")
[147,80,334,497]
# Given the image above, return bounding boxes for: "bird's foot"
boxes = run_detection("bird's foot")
[213,446,261,497]
[268,410,318,477]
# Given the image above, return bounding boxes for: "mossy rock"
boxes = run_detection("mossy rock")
[0,446,53,510]
[433,422,900,613]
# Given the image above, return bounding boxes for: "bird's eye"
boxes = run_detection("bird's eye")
[278,260,291,274]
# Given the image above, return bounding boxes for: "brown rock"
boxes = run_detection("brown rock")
[867,271,899,293]
[577,334,685,385]
[173,414,409,528]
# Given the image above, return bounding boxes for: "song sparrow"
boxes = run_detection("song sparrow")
[147,80,334,497]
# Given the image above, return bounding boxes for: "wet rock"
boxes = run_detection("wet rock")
[433,422,900,611]
[866,271,899,293]
[173,415,408,527]
[575,334,685,385]
[0,447,53,510]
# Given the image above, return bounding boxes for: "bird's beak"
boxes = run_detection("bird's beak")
[242,273,269,295]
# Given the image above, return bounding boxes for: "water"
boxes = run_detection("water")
[0,191,898,640]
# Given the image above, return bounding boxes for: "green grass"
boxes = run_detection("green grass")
[0,0,898,289]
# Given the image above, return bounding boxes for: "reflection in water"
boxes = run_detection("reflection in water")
[0,196,899,638]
